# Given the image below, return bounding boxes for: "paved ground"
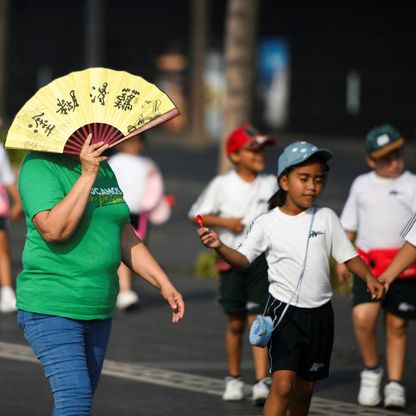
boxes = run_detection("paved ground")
[1,129,416,415]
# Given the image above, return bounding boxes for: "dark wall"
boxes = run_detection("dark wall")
[5,0,416,138]
[260,2,416,137]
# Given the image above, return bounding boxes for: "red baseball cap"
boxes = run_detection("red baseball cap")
[226,124,275,155]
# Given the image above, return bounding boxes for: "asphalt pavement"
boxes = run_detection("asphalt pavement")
[1,128,416,415]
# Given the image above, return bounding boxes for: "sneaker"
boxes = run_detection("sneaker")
[0,287,16,313]
[357,368,383,406]
[116,290,139,310]
[252,377,271,406]
[222,376,244,401]
[384,381,406,409]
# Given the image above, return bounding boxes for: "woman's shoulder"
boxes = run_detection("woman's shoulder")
[20,152,79,178]
[22,151,68,164]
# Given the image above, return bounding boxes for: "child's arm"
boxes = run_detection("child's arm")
[190,214,244,233]
[335,230,356,283]
[197,227,250,269]
[379,242,416,286]
[345,255,385,300]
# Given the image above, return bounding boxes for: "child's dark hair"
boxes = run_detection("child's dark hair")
[268,158,330,210]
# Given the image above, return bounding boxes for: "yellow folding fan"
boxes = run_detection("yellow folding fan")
[5,67,180,154]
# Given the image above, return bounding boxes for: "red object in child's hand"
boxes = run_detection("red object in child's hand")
[165,194,176,207]
[196,215,204,228]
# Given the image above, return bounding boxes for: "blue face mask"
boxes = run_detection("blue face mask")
[249,315,274,348]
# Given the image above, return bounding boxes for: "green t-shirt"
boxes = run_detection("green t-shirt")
[17,152,130,320]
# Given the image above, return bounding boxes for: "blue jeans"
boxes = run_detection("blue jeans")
[17,310,112,416]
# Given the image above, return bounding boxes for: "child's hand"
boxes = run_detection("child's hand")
[197,227,221,249]
[226,218,244,233]
[378,274,391,292]
[366,275,386,300]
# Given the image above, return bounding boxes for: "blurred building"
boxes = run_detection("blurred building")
[3,0,416,138]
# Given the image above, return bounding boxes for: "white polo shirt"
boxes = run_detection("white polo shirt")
[237,206,357,308]
[108,153,156,214]
[0,144,15,186]
[188,170,277,248]
[401,213,416,246]
[340,171,416,250]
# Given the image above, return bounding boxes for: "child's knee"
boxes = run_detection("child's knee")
[227,316,245,334]
[270,373,296,399]
[385,313,407,337]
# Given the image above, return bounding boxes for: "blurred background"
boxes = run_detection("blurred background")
[2,0,416,279]
[2,3,416,413]
[1,0,415,148]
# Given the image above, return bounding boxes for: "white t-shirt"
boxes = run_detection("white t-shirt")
[108,153,156,214]
[401,214,416,246]
[340,171,416,251]
[0,144,15,186]
[188,170,277,248]
[237,206,357,308]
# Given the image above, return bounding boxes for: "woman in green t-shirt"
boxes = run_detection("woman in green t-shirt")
[16,135,185,415]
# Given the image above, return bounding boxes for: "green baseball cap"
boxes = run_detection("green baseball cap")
[365,124,405,159]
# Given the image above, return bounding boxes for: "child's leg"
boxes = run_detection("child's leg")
[247,313,269,379]
[287,376,315,416]
[263,370,296,416]
[385,311,407,381]
[226,312,246,376]
[352,302,381,367]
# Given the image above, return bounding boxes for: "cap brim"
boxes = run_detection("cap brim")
[246,136,276,150]
[369,138,405,159]
[309,148,333,162]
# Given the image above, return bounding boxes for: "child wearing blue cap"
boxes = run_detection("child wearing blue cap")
[197,141,385,416]
[336,124,416,409]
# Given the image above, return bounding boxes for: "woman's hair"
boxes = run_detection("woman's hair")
[268,157,330,210]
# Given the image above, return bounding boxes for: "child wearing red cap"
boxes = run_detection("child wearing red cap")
[188,124,276,405]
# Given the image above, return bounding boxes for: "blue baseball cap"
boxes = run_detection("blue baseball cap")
[277,141,333,177]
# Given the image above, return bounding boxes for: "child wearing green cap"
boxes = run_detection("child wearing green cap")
[197,140,385,416]
[336,124,416,409]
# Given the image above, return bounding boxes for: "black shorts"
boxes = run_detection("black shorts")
[352,275,416,320]
[267,299,334,381]
[0,216,7,230]
[219,254,269,315]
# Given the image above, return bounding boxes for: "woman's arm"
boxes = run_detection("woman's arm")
[197,227,249,268]
[33,136,108,243]
[121,224,185,323]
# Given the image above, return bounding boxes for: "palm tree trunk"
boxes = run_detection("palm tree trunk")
[0,0,9,126]
[219,0,260,172]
